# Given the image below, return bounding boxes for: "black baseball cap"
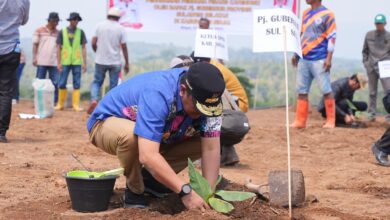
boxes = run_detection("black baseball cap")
[67,12,82,21]
[47,12,60,21]
[184,62,225,117]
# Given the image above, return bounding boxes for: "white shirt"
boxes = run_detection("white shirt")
[94,19,127,65]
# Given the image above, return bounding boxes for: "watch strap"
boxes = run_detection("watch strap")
[179,183,192,198]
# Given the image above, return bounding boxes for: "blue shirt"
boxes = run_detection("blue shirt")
[0,0,29,55]
[87,68,222,144]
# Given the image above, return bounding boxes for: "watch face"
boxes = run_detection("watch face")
[183,184,192,194]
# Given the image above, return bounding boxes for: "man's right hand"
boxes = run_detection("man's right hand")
[33,58,37,67]
[57,64,62,73]
[292,55,298,67]
[181,191,210,211]
[344,114,354,124]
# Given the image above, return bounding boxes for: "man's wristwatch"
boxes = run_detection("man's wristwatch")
[179,183,192,198]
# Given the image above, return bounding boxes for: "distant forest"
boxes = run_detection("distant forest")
[19,39,386,112]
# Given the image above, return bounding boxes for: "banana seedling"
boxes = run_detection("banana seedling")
[188,158,256,214]
[346,99,367,119]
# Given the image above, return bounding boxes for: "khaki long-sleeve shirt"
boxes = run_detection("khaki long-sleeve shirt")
[362,30,390,74]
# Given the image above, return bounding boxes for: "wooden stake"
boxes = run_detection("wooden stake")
[283,25,292,219]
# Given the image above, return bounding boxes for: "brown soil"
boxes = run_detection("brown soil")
[1,101,389,219]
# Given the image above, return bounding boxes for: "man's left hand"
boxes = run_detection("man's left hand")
[82,64,87,73]
[324,59,332,72]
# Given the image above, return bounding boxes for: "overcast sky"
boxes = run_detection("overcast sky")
[19,0,390,60]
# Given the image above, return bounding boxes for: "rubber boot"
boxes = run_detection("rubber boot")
[290,99,309,129]
[72,89,84,112]
[323,98,335,128]
[220,145,240,166]
[54,89,67,110]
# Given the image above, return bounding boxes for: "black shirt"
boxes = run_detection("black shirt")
[56,27,87,46]
[318,77,354,116]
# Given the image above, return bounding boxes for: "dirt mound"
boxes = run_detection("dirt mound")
[1,101,389,219]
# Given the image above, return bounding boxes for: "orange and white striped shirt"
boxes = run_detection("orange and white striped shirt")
[301,6,336,61]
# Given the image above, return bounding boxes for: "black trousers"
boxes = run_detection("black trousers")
[320,99,367,124]
[376,127,390,154]
[0,52,20,136]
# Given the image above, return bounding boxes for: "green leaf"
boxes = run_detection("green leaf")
[208,197,234,214]
[346,99,358,111]
[188,158,213,201]
[356,111,368,119]
[215,190,256,202]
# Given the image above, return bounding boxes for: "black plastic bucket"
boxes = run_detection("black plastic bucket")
[65,175,118,212]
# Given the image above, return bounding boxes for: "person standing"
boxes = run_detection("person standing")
[371,90,390,166]
[87,7,129,114]
[13,50,26,104]
[0,0,30,143]
[56,12,87,111]
[291,0,337,129]
[362,14,390,122]
[33,12,60,105]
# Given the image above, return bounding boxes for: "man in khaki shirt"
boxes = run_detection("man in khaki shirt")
[362,14,390,121]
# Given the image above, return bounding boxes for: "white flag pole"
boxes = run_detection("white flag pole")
[283,25,293,219]
[213,34,217,61]
[297,0,301,18]
[253,74,259,109]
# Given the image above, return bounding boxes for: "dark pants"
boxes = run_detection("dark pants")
[90,63,121,101]
[13,63,25,101]
[320,99,367,124]
[58,65,81,89]
[0,52,20,136]
[376,127,390,154]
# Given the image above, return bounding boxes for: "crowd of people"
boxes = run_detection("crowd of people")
[29,8,130,113]
[1,0,390,212]
[288,0,390,169]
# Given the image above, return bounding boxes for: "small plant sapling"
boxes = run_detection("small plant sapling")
[346,99,366,119]
[188,158,256,214]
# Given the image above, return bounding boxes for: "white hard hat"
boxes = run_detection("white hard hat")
[108,7,121,17]
[170,55,194,68]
